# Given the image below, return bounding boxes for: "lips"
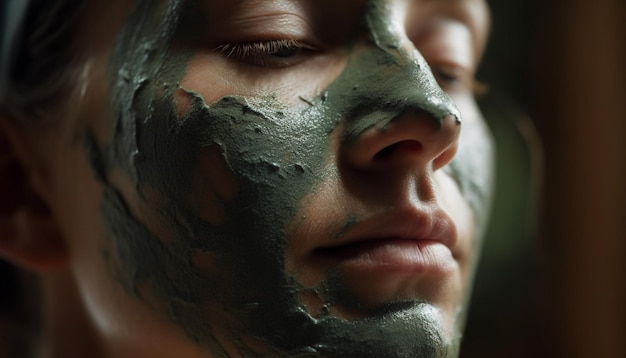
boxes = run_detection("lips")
[310,206,458,276]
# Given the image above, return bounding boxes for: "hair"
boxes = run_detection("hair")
[0,0,86,121]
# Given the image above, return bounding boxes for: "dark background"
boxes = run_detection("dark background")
[462,1,544,356]
[462,0,625,357]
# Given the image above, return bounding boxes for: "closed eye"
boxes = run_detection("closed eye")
[431,64,487,97]
[214,39,317,68]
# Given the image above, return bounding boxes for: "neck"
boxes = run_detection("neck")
[35,272,103,358]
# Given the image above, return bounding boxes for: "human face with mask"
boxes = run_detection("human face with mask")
[0,0,492,357]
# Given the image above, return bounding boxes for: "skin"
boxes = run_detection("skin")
[1,0,493,357]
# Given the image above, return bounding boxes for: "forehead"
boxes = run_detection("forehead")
[75,0,489,68]
[81,0,489,35]
[198,0,489,48]
[204,0,488,25]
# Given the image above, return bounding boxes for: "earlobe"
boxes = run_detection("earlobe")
[0,117,69,272]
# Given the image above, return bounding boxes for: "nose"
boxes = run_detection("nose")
[341,110,460,171]
[324,0,463,174]
[333,44,462,173]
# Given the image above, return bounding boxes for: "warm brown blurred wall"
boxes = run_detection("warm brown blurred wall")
[535,0,626,357]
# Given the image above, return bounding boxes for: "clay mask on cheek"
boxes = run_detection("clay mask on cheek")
[86,0,493,357]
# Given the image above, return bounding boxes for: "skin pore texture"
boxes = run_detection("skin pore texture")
[83,0,493,357]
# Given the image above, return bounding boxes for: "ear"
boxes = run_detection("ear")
[0,116,69,272]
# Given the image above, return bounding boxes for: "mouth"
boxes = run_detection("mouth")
[309,206,458,277]
[313,238,455,274]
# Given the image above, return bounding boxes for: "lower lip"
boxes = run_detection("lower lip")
[314,239,457,275]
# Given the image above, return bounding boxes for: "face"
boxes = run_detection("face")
[51,0,493,356]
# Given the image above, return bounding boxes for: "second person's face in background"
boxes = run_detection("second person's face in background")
[65,0,493,356]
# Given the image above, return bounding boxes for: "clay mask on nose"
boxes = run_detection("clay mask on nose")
[85,0,490,357]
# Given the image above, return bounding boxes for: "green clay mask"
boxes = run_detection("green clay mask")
[88,0,493,357]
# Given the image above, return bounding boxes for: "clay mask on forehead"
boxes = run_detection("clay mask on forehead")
[87,0,493,357]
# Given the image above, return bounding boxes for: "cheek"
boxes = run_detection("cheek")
[449,93,495,227]
[188,145,241,226]
[178,55,240,106]
[48,141,176,346]
[179,51,347,108]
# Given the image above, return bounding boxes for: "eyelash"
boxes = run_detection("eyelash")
[432,66,487,96]
[214,39,315,68]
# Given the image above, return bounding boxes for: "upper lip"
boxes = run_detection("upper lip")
[314,204,457,255]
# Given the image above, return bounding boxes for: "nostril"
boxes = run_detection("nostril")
[373,140,423,161]
[374,143,398,160]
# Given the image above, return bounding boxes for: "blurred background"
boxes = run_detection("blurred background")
[462,0,625,357]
